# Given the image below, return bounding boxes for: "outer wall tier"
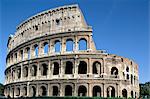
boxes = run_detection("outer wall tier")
[4,53,139,98]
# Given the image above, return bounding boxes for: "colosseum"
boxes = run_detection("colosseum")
[4,4,139,98]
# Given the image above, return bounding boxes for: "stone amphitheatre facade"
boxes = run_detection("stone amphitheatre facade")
[4,4,139,98]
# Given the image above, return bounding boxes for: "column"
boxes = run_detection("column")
[30,45,34,58]
[103,83,106,97]
[28,64,30,80]
[48,84,50,96]
[59,84,63,96]
[116,84,119,97]
[88,58,92,77]
[61,38,66,54]
[37,63,40,79]
[102,58,105,78]
[48,60,51,79]
[27,83,30,96]
[74,58,78,78]
[88,35,91,50]
[74,35,78,52]
[21,64,23,81]
[36,85,38,96]
[74,83,77,96]
[50,41,54,54]
[60,60,63,77]
[48,40,51,55]
[38,42,42,57]
[88,83,92,97]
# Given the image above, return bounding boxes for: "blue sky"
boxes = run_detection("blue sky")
[0,0,149,84]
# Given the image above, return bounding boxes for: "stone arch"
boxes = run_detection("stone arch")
[22,86,27,96]
[30,86,36,97]
[15,87,20,96]
[23,66,28,77]
[126,67,129,79]
[6,87,10,97]
[107,86,115,97]
[111,67,118,77]
[41,63,48,76]
[39,86,47,96]
[122,89,127,98]
[78,61,87,74]
[131,91,134,98]
[126,66,129,72]
[25,47,30,59]
[65,61,73,74]
[34,44,38,57]
[52,86,59,96]
[66,39,74,51]
[93,86,101,97]
[79,38,87,50]
[65,85,72,96]
[10,87,14,98]
[31,65,37,76]
[20,50,23,60]
[93,61,101,74]
[54,40,61,52]
[12,69,15,80]
[53,62,59,75]
[43,42,49,54]
[17,67,21,79]
[78,85,87,96]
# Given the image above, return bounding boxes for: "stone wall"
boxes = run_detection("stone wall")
[4,4,139,98]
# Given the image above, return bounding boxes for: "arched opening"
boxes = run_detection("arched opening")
[78,61,87,74]
[65,61,73,74]
[17,68,21,79]
[20,50,23,60]
[126,67,129,80]
[40,86,47,96]
[41,63,48,76]
[134,76,136,84]
[15,87,20,96]
[131,74,133,84]
[65,85,72,96]
[44,42,49,54]
[107,86,115,97]
[93,86,101,97]
[31,86,36,97]
[78,85,87,96]
[53,86,58,96]
[23,67,28,77]
[111,67,118,78]
[79,38,87,50]
[53,62,59,75]
[31,65,37,76]
[122,89,127,98]
[66,39,73,51]
[131,91,134,98]
[54,40,61,52]
[26,47,30,59]
[23,87,27,96]
[126,67,129,72]
[15,53,17,62]
[93,61,101,74]
[34,44,38,57]
[12,88,14,98]
[12,70,15,80]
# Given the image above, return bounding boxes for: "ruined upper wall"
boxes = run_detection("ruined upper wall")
[7,4,92,53]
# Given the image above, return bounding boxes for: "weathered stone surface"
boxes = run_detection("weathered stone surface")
[4,4,139,98]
